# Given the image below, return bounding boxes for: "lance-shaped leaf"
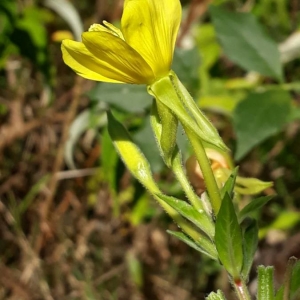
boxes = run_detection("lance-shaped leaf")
[150,100,178,167]
[241,219,258,279]
[148,74,227,152]
[167,230,217,260]
[239,195,273,222]
[107,111,160,194]
[157,193,214,239]
[215,193,243,279]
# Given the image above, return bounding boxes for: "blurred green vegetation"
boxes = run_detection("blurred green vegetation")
[0,0,300,299]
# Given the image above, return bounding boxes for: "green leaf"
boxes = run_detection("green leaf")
[220,167,238,199]
[206,290,227,300]
[150,100,178,167]
[167,230,217,260]
[215,193,243,278]
[88,83,151,113]
[107,111,159,194]
[241,219,258,279]
[157,194,215,239]
[239,196,273,222]
[209,5,283,81]
[257,266,275,300]
[233,90,292,160]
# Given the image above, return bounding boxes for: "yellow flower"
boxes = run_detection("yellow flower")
[61,0,182,85]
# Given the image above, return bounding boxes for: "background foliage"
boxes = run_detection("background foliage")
[0,0,300,299]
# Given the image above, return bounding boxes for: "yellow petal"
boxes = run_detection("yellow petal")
[121,0,181,78]
[62,40,123,83]
[89,21,124,40]
[82,31,155,84]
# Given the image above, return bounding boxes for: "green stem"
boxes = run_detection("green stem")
[184,126,222,214]
[171,151,213,216]
[148,74,224,215]
[233,278,252,300]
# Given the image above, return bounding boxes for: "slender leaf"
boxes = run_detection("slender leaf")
[107,111,159,194]
[215,193,243,278]
[157,194,215,239]
[167,230,217,260]
[239,196,273,222]
[241,219,258,279]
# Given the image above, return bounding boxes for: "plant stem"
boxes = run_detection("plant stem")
[184,127,222,214]
[233,278,252,300]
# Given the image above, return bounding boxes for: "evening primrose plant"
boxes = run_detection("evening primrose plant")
[61,0,297,299]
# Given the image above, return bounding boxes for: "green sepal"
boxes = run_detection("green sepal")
[215,192,243,279]
[167,230,218,260]
[170,71,228,152]
[107,110,159,194]
[155,193,215,240]
[150,99,178,167]
[148,73,228,153]
[257,266,275,300]
[151,101,210,213]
